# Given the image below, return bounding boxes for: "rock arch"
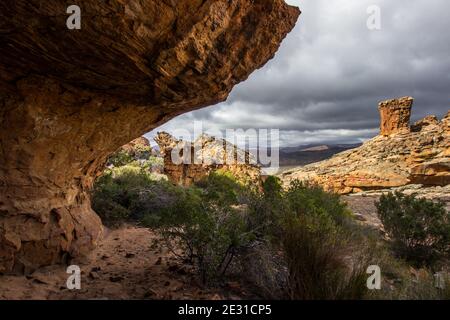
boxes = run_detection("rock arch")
[0,0,300,273]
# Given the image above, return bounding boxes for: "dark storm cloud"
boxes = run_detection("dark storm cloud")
[148,0,450,146]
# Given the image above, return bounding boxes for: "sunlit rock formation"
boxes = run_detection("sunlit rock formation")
[281,98,449,194]
[378,97,413,136]
[155,132,261,187]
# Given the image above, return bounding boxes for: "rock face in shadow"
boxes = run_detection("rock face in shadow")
[0,0,300,273]
[281,98,449,194]
[155,132,261,187]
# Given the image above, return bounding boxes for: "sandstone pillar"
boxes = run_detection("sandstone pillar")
[378,97,413,136]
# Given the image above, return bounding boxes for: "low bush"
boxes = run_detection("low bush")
[280,181,371,299]
[281,214,370,300]
[285,180,352,226]
[107,150,134,167]
[195,171,246,206]
[141,172,257,284]
[92,164,174,226]
[376,192,450,267]
[93,157,450,299]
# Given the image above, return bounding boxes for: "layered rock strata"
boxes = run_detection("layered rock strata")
[379,97,413,136]
[281,98,449,194]
[0,0,299,273]
[155,132,262,187]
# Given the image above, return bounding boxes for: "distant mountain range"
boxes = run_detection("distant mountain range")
[152,139,362,172]
[277,143,362,169]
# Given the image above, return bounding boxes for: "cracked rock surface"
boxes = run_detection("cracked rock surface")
[0,0,299,273]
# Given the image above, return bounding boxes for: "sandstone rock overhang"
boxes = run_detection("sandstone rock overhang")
[0,0,300,273]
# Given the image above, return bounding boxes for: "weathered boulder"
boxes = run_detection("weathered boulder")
[0,0,299,273]
[378,97,413,136]
[120,137,151,154]
[410,159,450,186]
[155,132,262,187]
[281,98,449,194]
[411,115,440,132]
[115,136,158,160]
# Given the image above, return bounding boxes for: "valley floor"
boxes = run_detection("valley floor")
[0,226,248,300]
[1,193,448,300]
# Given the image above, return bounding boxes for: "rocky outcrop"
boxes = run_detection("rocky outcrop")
[120,137,151,155]
[155,132,261,187]
[378,97,413,136]
[115,136,158,161]
[0,0,299,273]
[281,98,449,194]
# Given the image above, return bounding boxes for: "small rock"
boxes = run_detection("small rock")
[109,276,124,283]
[144,289,159,298]
[353,213,367,222]
[89,272,100,280]
[226,281,241,291]
[32,278,48,285]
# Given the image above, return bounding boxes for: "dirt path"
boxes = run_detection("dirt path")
[0,226,244,300]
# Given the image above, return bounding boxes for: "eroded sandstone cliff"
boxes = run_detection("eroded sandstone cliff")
[0,0,299,273]
[281,98,450,194]
[155,132,261,187]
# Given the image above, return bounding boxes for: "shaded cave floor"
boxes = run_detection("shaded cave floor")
[0,226,247,300]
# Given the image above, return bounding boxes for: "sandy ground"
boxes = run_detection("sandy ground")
[343,195,384,230]
[0,226,248,300]
[1,194,445,300]
[0,196,388,300]
[343,192,450,230]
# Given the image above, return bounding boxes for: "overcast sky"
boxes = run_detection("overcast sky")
[147,0,450,147]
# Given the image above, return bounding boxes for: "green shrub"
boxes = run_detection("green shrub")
[132,145,153,160]
[107,150,134,167]
[247,176,286,239]
[246,179,371,300]
[141,172,257,284]
[92,164,173,226]
[281,209,370,300]
[238,241,288,299]
[93,167,257,284]
[399,271,450,300]
[376,192,450,267]
[282,181,371,300]
[262,176,283,200]
[94,160,450,300]
[153,207,251,284]
[195,171,246,206]
[285,180,352,226]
